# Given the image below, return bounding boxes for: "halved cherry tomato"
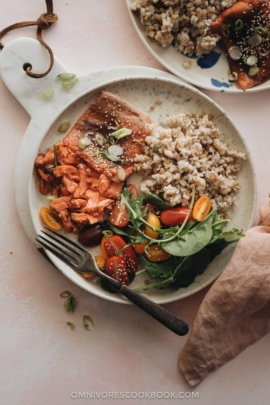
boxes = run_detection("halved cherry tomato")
[104,235,138,273]
[134,240,148,254]
[192,195,212,222]
[109,201,129,228]
[160,207,193,227]
[95,255,106,269]
[39,207,62,231]
[82,272,95,279]
[100,236,110,260]
[145,213,161,239]
[145,245,171,262]
[127,184,138,197]
[104,256,129,285]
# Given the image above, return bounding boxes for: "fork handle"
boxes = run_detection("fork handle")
[119,285,189,336]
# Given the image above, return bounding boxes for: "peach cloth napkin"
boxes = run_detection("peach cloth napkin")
[179,201,270,386]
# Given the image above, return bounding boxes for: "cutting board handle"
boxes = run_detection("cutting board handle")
[0,37,82,117]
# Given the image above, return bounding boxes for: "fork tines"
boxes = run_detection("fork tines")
[36,227,85,268]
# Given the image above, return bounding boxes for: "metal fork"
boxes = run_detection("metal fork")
[36,227,188,336]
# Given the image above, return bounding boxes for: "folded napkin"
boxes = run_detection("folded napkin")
[179,200,270,386]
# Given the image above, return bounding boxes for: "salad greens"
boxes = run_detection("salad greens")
[107,187,244,291]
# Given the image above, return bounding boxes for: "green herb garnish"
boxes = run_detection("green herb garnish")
[60,290,72,298]
[83,315,94,330]
[66,321,75,329]
[109,128,132,140]
[99,150,122,162]
[57,120,71,132]
[57,73,76,80]
[42,89,55,100]
[62,77,78,90]
[64,294,76,312]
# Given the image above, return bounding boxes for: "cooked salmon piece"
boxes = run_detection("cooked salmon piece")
[35,90,152,232]
[211,0,270,90]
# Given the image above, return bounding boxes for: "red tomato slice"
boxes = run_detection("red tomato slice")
[104,235,138,273]
[104,256,129,285]
[160,207,193,227]
[127,184,138,197]
[109,201,129,228]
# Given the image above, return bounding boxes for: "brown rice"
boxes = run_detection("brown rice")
[133,113,246,215]
[131,0,237,56]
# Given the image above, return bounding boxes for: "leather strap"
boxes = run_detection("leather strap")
[0,0,58,78]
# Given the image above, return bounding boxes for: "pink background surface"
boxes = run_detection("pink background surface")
[0,1,270,404]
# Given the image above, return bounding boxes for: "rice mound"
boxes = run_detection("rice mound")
[133,113,246,215]
[131,0,237,56]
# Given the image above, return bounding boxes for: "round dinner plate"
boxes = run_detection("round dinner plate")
[125,0,270,93]
[29,75,256,305]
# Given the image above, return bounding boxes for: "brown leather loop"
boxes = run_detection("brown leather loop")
[0,0,58,78]
[36,13,58,30]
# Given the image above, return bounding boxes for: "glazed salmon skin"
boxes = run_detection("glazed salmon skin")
[211,0,270,90]
[35,90,152,232]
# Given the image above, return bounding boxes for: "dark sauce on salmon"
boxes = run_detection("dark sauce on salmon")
[211,0,270,90]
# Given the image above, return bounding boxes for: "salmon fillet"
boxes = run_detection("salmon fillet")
[35,90,152,232]
[211,0,270,90]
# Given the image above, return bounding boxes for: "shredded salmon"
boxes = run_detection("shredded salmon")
[35,90,152,232]
[211,0,270,90]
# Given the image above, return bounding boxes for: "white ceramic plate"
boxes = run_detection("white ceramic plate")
[29,75,256,304]
[125,0,270,93]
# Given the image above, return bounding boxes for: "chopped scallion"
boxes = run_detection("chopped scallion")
[57,120,71,132]
[234,19,243,31]
[83,315,94,330]
[60,290,72,298]
[64,294,76,312]
[248,66,259,76]
[222,24,230,38]
[110,128,132,140]
[42,89,55,100]
[253,27,268,37]
[79,137,92,149]
[57,73,76,80]
[62,77,78,90]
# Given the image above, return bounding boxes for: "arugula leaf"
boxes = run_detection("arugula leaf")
[139,255,179,279]
[142,191,170,210]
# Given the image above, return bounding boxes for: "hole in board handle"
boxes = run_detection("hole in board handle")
[23,62,32,72]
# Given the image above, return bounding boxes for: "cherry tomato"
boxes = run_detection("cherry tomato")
[160,207,193,227]
[78,223,103,247]
[109,201,129,228]
[95,255,106,269]
[104,256,129,285]
[145,245,171,262]
[39,207,62,231]
[100,236,110,260]
[127,184,138,197]
[104,235,138,273]
[145,213,161,239]
[82,272,95,279]
[192,195,212,222]
[134,240,148,254]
